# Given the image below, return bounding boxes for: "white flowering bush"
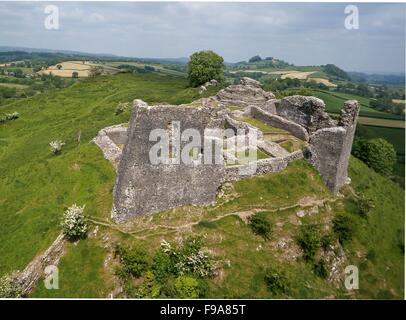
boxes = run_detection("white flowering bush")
[160,236,215,278]
[115,101,131,115]
[1,111,19,124]
[0,272,22,298]
[5,112,19,121]
[61,204,88,240]
[50,140,65,155]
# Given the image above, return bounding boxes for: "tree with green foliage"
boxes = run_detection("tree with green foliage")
[248,213,272,240]
[313,258,328,278]
[114,244,152,279]
[187,50,224,87]
[248,55,262,63]
[72,71,79,78]
[297,224,321,262]
[352,138,396,176]
[264,266,289,295]
[333,214,356,245]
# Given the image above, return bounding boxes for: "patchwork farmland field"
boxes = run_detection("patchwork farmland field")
[38,61,120,78]
[307,77,337,87]
[268,70,316,80]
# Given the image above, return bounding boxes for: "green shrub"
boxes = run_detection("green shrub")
[313,258,329,278]
[174,276,200,299]
[297,224,321,262]
[152,249,174,282]
[5,112,19,121]
[357,194,374,217]
[114,244,152,279]
[115,236,216,298]
[115,101,131,115]
[158,277,176,298]
[333,214,356,245]
[160,236,215,278]
[395,229,404,254]
[366,249,377,261]
[0,273,23,298]
[125,271,161,298]
[0,112,19,124]
[264,267,289,295]
[49,140,65,155]
[352,138,396,176]
[320,234,335,251]
[248,213,272,240]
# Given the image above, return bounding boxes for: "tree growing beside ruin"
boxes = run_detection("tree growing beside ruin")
[187,50,224,87]
[352,138,396,175]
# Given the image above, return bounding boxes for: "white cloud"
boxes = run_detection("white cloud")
[0,2,404,72]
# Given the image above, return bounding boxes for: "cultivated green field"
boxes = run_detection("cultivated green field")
[312,90,403,120]
[357,117,404,129]
[0,73,404,299]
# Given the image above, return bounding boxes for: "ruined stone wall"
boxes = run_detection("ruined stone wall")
[93,124,127,170]
[250,96,359,194]
[250,106,309,141]
[94,77,360,221]
[275,95,334,133]
[112,102,225,222]
[17,233,66,295]
[225,150,304,181]
[215,77,275,108]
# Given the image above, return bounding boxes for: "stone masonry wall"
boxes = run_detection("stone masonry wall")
[94,77,360,221]
[250,106,309,141]
[112,102,225,222]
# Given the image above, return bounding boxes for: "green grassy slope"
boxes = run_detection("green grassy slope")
[346,158,404,298]
[0,73,217,278]
[31,158,404,299]
[1,73,403,299]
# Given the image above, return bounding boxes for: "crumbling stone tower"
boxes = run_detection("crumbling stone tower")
[305,101,359,193]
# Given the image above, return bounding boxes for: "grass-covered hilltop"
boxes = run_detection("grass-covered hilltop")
[0,50,404,299]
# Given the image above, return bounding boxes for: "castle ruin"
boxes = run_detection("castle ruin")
[94,77,359,222]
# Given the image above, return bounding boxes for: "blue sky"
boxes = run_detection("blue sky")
[0,2,405,73]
